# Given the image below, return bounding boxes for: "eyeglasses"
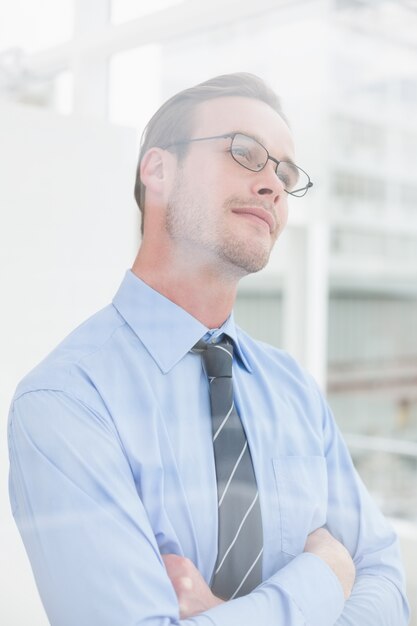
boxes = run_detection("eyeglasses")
[163,132,313,197]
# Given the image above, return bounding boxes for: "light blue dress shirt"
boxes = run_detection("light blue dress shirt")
[8,270,409,626]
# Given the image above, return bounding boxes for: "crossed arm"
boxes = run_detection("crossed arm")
[163,528,355,619]
[8,389,409,626]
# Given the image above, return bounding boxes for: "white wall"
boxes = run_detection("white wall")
[0,102,139,625]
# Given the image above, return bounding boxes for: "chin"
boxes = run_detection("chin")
[225,249,271,275]
[216,233,272,275]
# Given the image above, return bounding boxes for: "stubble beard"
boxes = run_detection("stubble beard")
[166,172,275,277]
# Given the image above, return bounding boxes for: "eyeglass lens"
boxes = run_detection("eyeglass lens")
[231,133,309,196]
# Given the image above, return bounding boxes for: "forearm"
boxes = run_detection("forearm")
[335,574,409,626]
[319,389,409,624]
[181,553,345,626]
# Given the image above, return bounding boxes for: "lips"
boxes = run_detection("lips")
[231,206,276,232]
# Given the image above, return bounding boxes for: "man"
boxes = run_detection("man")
[8,73,409,625]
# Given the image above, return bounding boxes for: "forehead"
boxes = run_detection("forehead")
[192,96,295,159]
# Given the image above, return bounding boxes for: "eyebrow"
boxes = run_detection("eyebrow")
[233,130,296,166]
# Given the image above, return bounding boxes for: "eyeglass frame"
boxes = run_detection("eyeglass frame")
[162,132,313,197]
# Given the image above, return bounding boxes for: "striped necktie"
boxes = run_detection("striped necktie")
[193,337,263,599]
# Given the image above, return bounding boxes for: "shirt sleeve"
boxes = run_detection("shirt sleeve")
[317,389,410,625]
[8,388,346,626]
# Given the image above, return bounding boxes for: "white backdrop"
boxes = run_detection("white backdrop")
[0,102,139,624]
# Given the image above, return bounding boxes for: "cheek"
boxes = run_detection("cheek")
[199,159,229,193]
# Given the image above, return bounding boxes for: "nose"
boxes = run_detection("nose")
[251,161,284,203]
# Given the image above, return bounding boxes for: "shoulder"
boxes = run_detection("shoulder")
[13,304,129,403]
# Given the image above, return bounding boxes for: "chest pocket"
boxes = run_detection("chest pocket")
[273,456,328,556]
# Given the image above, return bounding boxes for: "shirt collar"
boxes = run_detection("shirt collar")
[112,270,252,374]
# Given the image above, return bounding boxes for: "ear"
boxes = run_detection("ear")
[140,147,173,197]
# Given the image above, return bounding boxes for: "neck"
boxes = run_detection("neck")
[132,239,240,329]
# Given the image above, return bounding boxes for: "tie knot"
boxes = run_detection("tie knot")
[193,338,233,378]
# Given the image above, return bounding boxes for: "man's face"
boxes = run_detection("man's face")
[164,96,295,277]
